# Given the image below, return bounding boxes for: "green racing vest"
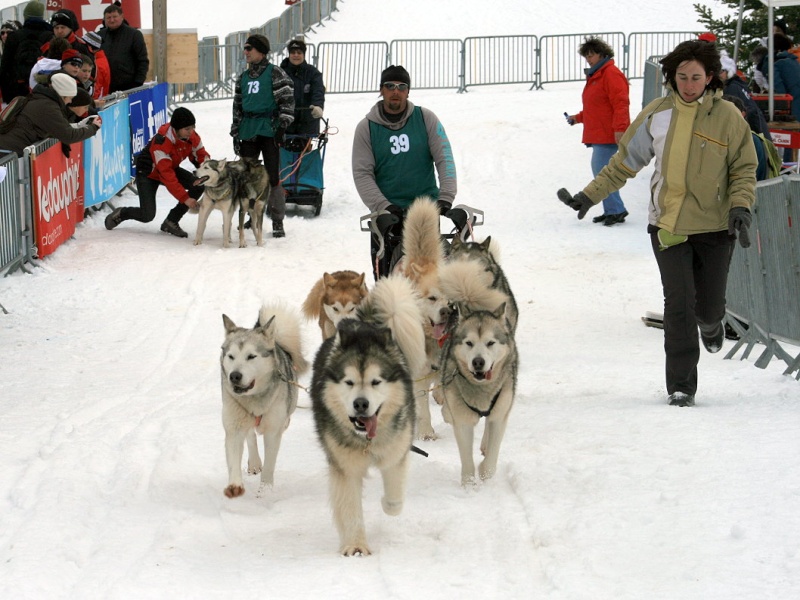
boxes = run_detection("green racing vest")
[369,106,439,208]
[239,64,277,140]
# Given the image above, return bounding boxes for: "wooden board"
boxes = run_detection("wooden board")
[141,29,199,84]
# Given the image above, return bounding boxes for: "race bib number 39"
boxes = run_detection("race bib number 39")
[389,134,410,154]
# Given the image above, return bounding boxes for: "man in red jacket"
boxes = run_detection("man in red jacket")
[105,107,209,238]
[566,37,630,226]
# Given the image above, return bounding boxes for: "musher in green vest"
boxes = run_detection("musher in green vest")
[231,34,295,238]
[352,65,459,279]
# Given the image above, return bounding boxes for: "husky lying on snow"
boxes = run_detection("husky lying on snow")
[301,270,369,340]
[310,275,423,555]
[438,245,519,486]
[194,157,269,248]
[220,304,308,498]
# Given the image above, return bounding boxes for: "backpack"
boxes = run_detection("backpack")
[754,132,782,179]
[0,94,30,134]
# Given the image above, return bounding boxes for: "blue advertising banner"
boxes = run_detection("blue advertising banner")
[128,82,169,177]
[83,98,132,208]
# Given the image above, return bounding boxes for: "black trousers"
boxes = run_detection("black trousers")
[126,167,204,224]
[649,229,735,396]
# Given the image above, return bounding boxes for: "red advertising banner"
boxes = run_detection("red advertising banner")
[31,142,85,258]
[60,0,142,35]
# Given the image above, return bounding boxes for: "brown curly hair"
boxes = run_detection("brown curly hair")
[660,39,723,92]
[579,37,614,59]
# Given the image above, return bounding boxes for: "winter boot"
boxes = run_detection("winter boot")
[105,207,124,230]
[160,219,188,238]
[272,219,285,238]
[668,392,695,407]
[603,211,628,226]
[700,322,725,354]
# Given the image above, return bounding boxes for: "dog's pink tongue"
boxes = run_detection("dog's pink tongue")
[361,415,378,439]
[433,323,447,340]
[485,369,493,381]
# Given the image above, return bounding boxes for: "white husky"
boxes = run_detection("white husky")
[220,304,308,498]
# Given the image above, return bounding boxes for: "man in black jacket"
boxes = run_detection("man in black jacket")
[0,1,52,102]
[99,3,149,93]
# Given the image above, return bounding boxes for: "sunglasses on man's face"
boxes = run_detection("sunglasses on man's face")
[243,45,253,51]
[383,82,408,91]
[1,31,10,36]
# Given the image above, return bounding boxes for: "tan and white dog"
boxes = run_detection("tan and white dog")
[301,270,369,340]
[397,198,451,440]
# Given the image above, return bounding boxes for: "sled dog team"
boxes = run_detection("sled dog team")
[220,197,518,556]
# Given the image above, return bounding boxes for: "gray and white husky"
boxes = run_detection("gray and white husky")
[194,157,269,248]
[310,275,422,556]
[438,256,518,486]
[220,304,308,498]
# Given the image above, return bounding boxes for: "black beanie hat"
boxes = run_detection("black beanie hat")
[170,107,196,130]
[380,65,411,88]
[51,9,78,32]
[287,39,306,54]
[246,34,270,55]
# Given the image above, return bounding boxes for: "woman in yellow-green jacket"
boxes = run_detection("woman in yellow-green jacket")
[558,40,757,408]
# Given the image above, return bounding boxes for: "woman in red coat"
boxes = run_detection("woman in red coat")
[566,37,630,226]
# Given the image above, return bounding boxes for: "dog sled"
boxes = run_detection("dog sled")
[360,203,484,280]
[279,118,329,217]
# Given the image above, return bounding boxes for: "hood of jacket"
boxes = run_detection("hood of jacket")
[365,99,416,131]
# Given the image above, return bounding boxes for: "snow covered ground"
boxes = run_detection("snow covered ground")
[3,1,799,599]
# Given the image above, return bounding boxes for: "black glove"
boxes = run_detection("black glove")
[233,137,241,156]
[728,206,752,248]
[273,127,286,146]
[61,142,71,158]
[436,199,452,215]
[557,188,594,220]
[386,204,404,219]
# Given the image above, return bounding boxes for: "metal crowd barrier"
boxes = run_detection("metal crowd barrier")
[538,32,626,88]
[0,151,29,277]
[172,30,698,103]
[463,35,538,90]
[725,176,800,378]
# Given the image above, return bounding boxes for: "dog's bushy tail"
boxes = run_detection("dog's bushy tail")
[258,303,310,374]
[301,277,325,320]
[438,259,508,313]
[359,274,427,377]
[402,197,445,266]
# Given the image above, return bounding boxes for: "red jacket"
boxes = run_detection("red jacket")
[149,123,210,203]
[91,50,111,99]
[574,59,630,145]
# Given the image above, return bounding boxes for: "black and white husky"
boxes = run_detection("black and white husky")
[310,274,423,555]
[220,304,308,498]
